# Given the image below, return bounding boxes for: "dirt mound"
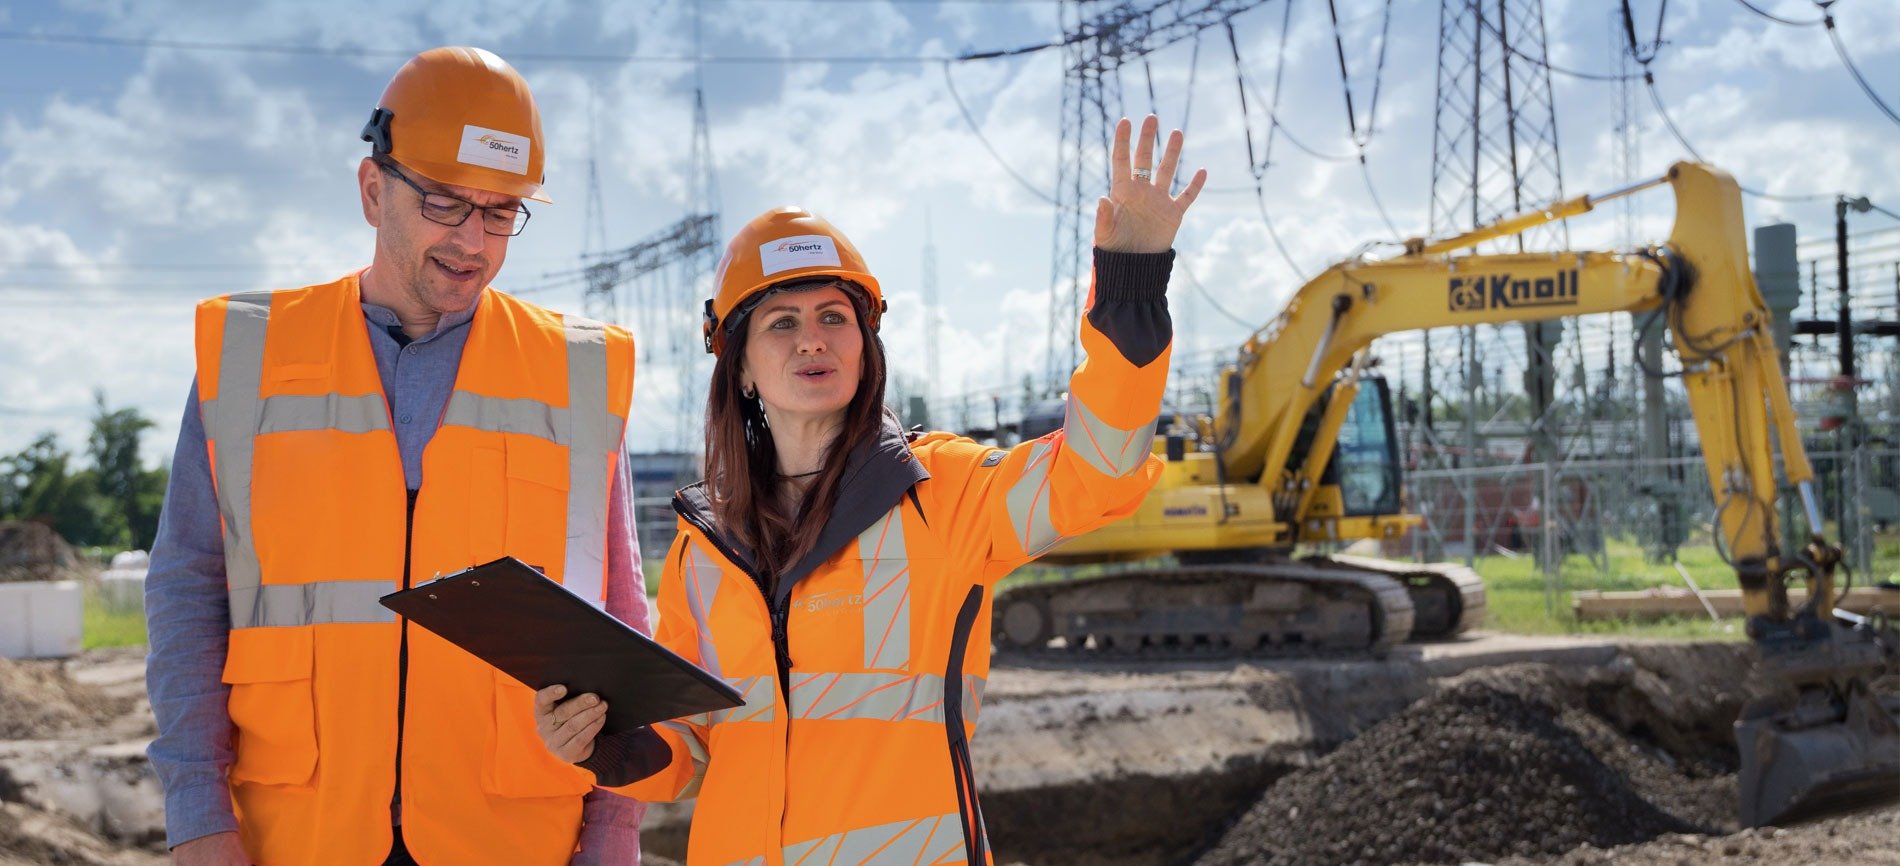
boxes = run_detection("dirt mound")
[0,802,162,865]
[0,661,129,741]
[0,522,83,584]
[1489,805,1900,865]
[1195,672,1727,866]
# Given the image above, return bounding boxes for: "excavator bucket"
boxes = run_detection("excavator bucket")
[1735,622,1900,827]
[1737,683,1900,826]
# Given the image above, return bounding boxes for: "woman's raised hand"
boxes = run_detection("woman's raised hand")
[534,684,607,763]
[1094,114,1207,255]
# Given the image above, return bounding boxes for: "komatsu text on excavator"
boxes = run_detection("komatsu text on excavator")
[992,162,1898,827]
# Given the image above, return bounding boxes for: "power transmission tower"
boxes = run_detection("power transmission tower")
[1046,0,1261,388]
[573,9,722,452]
[1423,0,1575,565]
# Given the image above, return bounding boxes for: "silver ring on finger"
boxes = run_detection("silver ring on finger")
[1133,167,1153,180]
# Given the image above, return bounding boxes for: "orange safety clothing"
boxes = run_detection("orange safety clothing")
[609,250,1175,865]
[193,273,633,865]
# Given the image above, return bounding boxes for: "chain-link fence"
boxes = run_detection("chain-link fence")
[1385,446,1900,614]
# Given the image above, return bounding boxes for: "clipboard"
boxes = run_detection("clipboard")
[380,556,743,734]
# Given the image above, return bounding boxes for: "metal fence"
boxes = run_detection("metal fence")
[1388,446,1900,613]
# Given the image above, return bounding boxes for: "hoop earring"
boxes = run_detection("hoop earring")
[742,384,757,399]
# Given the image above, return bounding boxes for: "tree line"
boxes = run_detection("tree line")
[2,391,168,552]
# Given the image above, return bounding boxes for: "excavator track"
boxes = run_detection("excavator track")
[993,560,1418,659]
[1319,554,1487,640]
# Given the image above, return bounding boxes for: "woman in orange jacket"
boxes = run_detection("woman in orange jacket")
[535,115,1205,865]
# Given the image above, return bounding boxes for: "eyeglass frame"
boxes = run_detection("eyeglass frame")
[373,158,533,237]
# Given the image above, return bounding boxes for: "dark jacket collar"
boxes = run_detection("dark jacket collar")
[674,412,930,605]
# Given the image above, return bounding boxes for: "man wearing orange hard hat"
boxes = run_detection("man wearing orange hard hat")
[144,47,651,865]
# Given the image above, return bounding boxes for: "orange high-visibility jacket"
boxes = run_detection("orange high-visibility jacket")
[193,274,634,866]
[610,250,1174,865]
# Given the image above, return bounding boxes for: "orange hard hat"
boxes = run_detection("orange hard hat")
[360,47,550,203]
[703,207,885,355]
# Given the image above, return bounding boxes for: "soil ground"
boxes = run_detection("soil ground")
[3,636,1896,865]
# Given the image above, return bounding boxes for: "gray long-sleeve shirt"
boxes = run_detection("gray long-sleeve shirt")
[144,290,650,863]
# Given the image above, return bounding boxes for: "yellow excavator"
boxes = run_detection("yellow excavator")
[992,162,1898,826]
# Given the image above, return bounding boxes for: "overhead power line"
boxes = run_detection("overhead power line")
[1475,8,1637,81]
[1226,16,1308,281]
[1616,0,1844,204]
[1729,0,1822,26]
[1641,72,1835,203]
[941,61,1059,206]
[1820,11,1900,131]
[0,29,957,64]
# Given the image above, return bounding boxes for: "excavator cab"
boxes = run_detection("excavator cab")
[1325,376,1404,518]
[1285,375,1413,539]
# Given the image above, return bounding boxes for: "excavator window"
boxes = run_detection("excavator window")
[1329,378,1404,517]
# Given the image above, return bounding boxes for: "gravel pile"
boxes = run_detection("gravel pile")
[1195,677,1722,866]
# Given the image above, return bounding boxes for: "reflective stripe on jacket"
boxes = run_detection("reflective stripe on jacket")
[194,274,634,866]
[614,249,1174,866]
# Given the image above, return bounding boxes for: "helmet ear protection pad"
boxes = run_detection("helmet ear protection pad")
[702,278,886,355]
[361,108,396,155]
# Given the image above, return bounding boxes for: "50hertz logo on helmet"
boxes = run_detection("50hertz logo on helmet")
[476,134,521,156]
[1447,270,1579,313]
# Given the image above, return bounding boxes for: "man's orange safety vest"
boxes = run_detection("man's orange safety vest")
[194,274,634,865]
[614,289,1171,865]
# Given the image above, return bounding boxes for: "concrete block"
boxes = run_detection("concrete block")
[0,580,84,658]
[97,570,146,614]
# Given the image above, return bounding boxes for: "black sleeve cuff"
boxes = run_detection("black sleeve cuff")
[1087,248,1174,367]
[1092,248,1174,301]
[576,726,673,788]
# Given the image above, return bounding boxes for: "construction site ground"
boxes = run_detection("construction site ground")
[2,634,1895,865]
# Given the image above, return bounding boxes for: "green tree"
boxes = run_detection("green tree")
[0,432,111,545]
[0,394,168,550]
[86,390,165,549]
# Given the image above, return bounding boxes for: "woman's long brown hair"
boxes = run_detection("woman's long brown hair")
[703,285,889,586]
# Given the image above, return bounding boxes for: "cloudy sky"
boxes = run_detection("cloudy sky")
[1,0,1896,463]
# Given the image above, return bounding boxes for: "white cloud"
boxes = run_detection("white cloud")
[2,0,1895,464]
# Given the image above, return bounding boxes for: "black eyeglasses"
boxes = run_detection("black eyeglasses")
[376,160,532,237]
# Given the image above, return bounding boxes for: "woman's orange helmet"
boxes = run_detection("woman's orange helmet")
[704,207,885,355]
[360,47,550,203]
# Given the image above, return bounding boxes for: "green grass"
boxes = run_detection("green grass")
[82,579,148,649]
[1470,529,1900,639]
[1468,540,1742,640]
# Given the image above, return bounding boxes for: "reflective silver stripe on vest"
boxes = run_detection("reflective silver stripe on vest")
[858,506,911,669]
[710,675,778,725]
[205,291,273,619]
[562,318,615,608]
[441,392,568,443]
[229,579,398,628]
[722,858,765,866]
[1063,397,1155,478]
[1004,440,1063,556]
[654,718,710,799]
[788,672,972,724]
[962,674,986,726]
[681,542,726,680]
[781,812,966,866]
[255,393,390,435]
